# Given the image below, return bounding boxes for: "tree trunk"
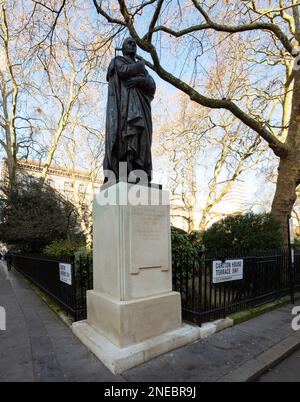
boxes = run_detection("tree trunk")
[271,157,299,246]
[199,211,208,231]
[187,209,196,232]
[272,68,300,246]
[6,155,17,193]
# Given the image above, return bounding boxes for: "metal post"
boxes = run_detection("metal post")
[288,215,295,305]
[71,255,78,321]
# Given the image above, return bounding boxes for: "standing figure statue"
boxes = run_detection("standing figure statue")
[103,37,156,183]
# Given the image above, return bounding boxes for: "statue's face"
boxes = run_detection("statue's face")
[122,37,137,57]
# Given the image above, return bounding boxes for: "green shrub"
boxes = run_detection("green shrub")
[6,244,22,253]
[189,230,204,250]
[202,212,283,252]
[43,238,84,257]
[0,176,79,253]
[171,226,203,256]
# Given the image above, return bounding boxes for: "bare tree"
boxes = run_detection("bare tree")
[58,121,105,249]
[0,1,41,190]
[199,120,265,231]
[0,0,113,193]
[30,2,111,185]
[159,96,266,232]
[90,0,300,244]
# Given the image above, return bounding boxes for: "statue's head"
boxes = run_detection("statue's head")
[122,37,137,57]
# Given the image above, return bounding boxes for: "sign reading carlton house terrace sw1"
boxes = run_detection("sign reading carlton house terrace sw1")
[212,259,243,284]
[59,262,72,285]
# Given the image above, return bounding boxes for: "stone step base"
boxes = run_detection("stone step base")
[72,321,201,374]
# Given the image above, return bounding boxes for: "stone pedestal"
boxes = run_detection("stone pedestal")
[72,183,201,374]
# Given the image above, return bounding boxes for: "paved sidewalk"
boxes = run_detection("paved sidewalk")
[258,348,300,382]
[0,262,299,382]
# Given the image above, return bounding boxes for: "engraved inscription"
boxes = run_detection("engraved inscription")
[130,206,169,274]
[135,210,163,241]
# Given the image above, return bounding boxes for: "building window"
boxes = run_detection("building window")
[28,175,38,184]
[47,179,54,188]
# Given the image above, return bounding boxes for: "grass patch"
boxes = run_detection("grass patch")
[230,292,300,325]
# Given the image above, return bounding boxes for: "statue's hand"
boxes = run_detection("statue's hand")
[126,76,145,89]
[136,60,145,70]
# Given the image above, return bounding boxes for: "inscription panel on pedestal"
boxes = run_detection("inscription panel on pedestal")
[129,206,170,274]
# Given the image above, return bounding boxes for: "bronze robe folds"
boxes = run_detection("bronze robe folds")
[104,55,156,181]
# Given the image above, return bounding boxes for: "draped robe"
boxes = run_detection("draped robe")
[104,55,156,181]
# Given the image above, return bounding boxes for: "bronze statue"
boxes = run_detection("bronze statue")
[103,37,156,183]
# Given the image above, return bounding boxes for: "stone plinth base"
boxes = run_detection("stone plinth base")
[92,183,172,301]
[72,321,201,374]
[87,290,182,348]
[71,183,192,374]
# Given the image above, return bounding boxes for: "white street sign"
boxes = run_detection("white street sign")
[213,259,243,284]
[289,217,295,245]
[59,263,72,285]
[291,248,295,264]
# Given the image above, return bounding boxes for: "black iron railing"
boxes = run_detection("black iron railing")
[173,249,300,324]
[11,253,92,321]
[10,249,300,324]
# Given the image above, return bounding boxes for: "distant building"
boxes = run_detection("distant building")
[170,180,246,232]
[208,180,246,226]
[1,158,101,206]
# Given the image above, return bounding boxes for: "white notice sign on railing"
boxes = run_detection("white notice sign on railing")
[212,259,243,284]
[59,263,72,285]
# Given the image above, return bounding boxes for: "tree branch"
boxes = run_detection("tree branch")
[93,0,126,26]
[136,54,287,157]
[151,0,294,55]
[146,0,164,42]
[94,1,290,157]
